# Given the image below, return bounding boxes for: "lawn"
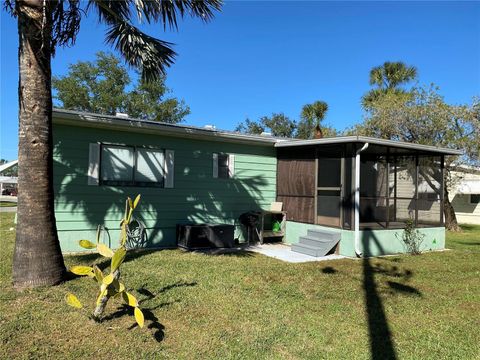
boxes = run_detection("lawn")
[1,213,479,359]
[0,201,16,207]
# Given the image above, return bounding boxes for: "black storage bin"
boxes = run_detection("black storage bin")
[177,224,235,249]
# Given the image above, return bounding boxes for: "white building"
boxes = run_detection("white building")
[449,166,480,225]
[0,159,18,196]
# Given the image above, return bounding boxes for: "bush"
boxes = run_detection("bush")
[399,218,425,255]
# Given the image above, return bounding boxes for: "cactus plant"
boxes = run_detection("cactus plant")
[65,195,144,328]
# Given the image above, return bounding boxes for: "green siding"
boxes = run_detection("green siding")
[53,124,277,252]
[285,220,445,257]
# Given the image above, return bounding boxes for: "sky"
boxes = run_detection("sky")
[1,1,479,160]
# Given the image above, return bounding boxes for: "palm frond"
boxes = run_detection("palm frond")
[87,0,132,24]
[369,66,384,87]
[89,0,222,81]
[105,21,176,82]
[51,1,82,50]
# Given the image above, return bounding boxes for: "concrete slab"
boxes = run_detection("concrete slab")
[247,243,346,263]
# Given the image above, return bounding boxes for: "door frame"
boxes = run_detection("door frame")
[314,150,344,228]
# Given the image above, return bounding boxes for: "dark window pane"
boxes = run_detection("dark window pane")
[218,166,229,179]
[317,191,341,227]
[471,194,480,204]
[218,154,229,168]
[318,157,341,187]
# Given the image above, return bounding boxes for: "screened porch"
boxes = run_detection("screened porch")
[276,137,457,231]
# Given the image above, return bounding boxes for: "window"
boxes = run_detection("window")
[470,194,480,205]
[213,153,234,179]
[218,154,229,179]
[100,144,165,187]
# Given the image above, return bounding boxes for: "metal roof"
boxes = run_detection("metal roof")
[52,108,280,146]
[52,109,463,155]
[274,136,463,155]
[0,160,18,173]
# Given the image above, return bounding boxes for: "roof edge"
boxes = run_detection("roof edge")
[274,135,462,155]
[52,108,280,146]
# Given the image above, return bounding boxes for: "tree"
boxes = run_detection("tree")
[297,101,329,139]
[362,61,417,109]
[235,100,335,139]
[53,52,190,123]
[5,0,221,289]
[353,84,479,231]
[234,118,264,135]
[260,113,297,138]
[235,113,296,138]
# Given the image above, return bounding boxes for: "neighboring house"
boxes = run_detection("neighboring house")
[449,166,480,225]
[0,159,18,196]
[52,109,461,257]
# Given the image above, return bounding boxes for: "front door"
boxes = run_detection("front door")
[316,156,342,227]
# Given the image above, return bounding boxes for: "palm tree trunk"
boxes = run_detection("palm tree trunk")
[13,0,66,289]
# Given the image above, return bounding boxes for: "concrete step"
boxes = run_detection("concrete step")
[291,243,323,257]
[307,229,341,241]
[291,232,341,257]
[298,235,332,247]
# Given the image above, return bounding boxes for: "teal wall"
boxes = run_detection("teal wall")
[285,221,445,257]
[53,123,277,252]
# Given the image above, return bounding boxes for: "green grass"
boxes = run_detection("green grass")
[1,213,479,359]
[0,201,16,207]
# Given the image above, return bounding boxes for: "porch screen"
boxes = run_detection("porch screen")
[417,156,442,225]
[359,153,442,229]
[359,156,388,227]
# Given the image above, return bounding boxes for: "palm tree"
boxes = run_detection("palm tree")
[5,0,222,289]
[362,61,417,108]
[298,101,329,139]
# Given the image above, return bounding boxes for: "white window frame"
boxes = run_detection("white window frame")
[99,143,166,188]
[213,153,235,179]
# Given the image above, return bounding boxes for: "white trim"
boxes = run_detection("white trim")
[88,143,100,185]
[165,150,175,188]
[212,153,219,178]
[275,135,462,155]
[228,154,235,178]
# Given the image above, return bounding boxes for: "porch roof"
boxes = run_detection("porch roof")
[274,136,462,156]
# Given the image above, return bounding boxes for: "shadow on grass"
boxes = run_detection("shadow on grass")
[190,248,254,257]
[102,281,198,342]
[156,281,197,294]
[454,241,480,246]
[360,231,421,360]
[321,266,337,274]
[104,305,166,342]
[386,281,421,296]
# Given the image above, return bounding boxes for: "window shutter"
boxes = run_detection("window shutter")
[228,154,235,178]
[165,150,175,188]
[212,153,219,178]
[88,143,100,185]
